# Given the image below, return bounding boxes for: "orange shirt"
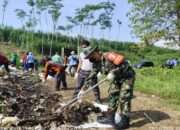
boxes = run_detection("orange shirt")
[44,61,65,80]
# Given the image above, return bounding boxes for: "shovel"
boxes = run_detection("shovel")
[59,77,107,112]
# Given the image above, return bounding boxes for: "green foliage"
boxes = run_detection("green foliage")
[0,26,179,63]
[71,1,115,29]
[128,0,180,45]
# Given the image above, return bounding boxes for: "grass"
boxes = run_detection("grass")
[135,67,180,108]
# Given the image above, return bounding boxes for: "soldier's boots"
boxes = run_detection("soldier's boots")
[97,113,130,129]
[114,114,130,129]
[97,112,114,124]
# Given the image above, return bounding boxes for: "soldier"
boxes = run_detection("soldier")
[79,47,135,129]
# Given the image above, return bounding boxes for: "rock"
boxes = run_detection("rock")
[0,116,19,127]
[34,105,45,112]
[3,75,9,80]
[35,124,43,130]
[0,67,6,76]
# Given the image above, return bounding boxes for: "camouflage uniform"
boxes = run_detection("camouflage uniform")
[107,61,135,117]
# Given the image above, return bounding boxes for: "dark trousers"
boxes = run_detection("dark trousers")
[73,69,100,101]
[55,71,67,90]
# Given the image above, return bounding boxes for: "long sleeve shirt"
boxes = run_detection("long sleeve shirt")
[44,61,65,80]
[0,53,9,65]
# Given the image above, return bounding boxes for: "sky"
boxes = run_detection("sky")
[0,0,138,42]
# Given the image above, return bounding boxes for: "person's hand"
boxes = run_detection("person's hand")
[74,72,78,80]
[106,71,115,81]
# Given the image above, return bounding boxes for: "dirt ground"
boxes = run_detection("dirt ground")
[50,76,180,130]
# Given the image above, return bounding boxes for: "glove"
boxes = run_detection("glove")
[74,72,78,80]
[107,71,115,81]
[97,72,102,80]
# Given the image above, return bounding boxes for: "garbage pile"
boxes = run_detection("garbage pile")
[0,71,101,129]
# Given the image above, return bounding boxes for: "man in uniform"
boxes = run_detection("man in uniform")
[80,47,135,129]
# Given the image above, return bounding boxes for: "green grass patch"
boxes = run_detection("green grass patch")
[135,67,180,107]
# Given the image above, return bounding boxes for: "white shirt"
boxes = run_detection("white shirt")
[79,52,92,71]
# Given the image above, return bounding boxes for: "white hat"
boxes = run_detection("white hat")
[71,51,75,55]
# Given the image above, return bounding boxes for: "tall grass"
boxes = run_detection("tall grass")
[135,67,180,105]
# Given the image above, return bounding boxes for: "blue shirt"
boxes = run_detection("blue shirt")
[27,54,34,64]
[68,55,78,66]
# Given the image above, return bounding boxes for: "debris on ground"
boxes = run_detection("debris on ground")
[0,70,101,129]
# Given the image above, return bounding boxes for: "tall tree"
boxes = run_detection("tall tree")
[128,0,180,46]
[15,9,27,48]
[27,0,37,51]
[69,1,115,51]
[1,0,8,27]
[36,0,48,55]
[48,0,63,56]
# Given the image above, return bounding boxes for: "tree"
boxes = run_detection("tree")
[128,0,180,46]
[1,0,8,27]
[47,0,63,56]
[69,1,115,51]
[15,9,27,48]
[36,0,49,55]
[27,0,37,51]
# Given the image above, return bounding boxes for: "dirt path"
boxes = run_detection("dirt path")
[130,92,180,130]
[46,76,180,130]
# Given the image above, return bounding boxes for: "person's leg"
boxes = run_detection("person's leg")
[91,77,101,103]
[73,74,85,98]
[4,63,10,73]
[73,70,90,98]
[97,84,119,124]
[115,78,134,129]
[61,71,67,89]
[55,74,61,91]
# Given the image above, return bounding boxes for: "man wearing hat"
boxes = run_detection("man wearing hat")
[79,47,135,129]
[73,40,101,103]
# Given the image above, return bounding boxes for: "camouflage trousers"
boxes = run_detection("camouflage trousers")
[108,78,135,117]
